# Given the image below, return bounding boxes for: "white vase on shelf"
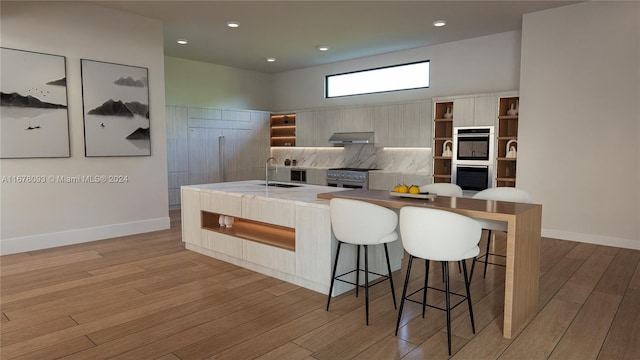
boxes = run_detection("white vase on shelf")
[443,106,453,119]
[506,140,517,158]
[224,216,234,228]
[219,215,226,226]
[507,101,519,116]
[442,140,453,157]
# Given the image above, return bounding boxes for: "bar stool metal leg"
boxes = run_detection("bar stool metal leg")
[423,259,430,318]
[383,243,397,309]
[355,245,361,297]
[483,230,492,278]
[462,259,476,333]
[364,245,369,325]
[443,261,452,355]
[395,255,414,336]
[326,241,343,311]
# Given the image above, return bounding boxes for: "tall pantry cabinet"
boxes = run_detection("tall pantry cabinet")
[166,106,270,207]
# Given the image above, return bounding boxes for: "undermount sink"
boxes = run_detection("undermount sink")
[259,183,302,188]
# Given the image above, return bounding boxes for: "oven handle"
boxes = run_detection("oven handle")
[456,134,490,138]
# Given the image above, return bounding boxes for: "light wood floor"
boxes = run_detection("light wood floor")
[1,210,639,360]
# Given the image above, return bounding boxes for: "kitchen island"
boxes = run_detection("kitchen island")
[181,180,404,295]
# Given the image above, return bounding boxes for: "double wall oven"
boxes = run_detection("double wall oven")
[326,168,371,189]
[452,126,494,192]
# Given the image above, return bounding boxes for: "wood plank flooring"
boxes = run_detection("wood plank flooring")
[1,210,639,359]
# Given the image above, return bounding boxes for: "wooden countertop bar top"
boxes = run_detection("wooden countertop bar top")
[317,189,541,222]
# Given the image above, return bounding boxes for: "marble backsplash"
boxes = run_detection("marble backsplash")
[271,144,432,173]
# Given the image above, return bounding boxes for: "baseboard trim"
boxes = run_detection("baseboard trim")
[0,217,171,255]
[543,228,639,250]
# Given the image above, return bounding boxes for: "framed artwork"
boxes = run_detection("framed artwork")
[81,59,150,156]
[0,47,70,158]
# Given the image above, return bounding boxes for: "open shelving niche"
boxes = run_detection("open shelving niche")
[432,101,454,183]
[270,113,296,147]
[496,96,519,187]
[201,211,295,251]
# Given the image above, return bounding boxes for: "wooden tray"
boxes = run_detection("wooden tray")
[389,191,437,200]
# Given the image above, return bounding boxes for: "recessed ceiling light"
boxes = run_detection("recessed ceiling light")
[318,45,329,51]
[433,20,446,27]
[226,21,240,28]
[177,39,188,45]
[266,57,276,62]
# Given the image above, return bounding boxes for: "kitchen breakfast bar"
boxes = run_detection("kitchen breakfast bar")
[181,181,542,339]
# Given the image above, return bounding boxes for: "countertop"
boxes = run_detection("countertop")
[182,180,348,207]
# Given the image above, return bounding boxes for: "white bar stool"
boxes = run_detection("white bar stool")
[395,206,481,355]
[326,198,399,325]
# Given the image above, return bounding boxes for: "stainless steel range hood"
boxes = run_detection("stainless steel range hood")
[328,132,375,145]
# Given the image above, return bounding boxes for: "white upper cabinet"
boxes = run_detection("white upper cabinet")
[295,110,317,147]
[382,103,403,147]
[435,93,502,128]
[453,97,476,127]
[316,108,344,147]
[401,100,432,147]
[371,104,390,146]
[375,100,431,147]
[342,106,373,132]
[471,95,498,127]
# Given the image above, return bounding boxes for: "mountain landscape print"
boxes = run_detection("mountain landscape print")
[0,48,70,158]
[81,59,150,156]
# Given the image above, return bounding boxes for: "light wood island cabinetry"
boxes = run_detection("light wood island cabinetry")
[181,181,403,295]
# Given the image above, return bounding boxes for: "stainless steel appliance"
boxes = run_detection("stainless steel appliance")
[455,165,489,191]
[326,168,371,189]
[452,126,495,192]
[454,127,493,161]
[290,169,307,183]
[328,132,375,146]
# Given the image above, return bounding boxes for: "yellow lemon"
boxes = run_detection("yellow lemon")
[393,185,401,192]
[397,185,409,193]
[409,185,420,194]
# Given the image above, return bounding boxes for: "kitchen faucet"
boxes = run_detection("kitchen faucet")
[265,157,277,186]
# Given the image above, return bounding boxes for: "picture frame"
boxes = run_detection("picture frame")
[81,59,150,157]
[0,47,70,158]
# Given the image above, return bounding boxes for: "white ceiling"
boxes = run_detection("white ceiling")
[92,1,579,74]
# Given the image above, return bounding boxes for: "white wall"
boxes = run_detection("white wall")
[165,56,274,110]
[272,31,521,111]
[0,2,170,254]
[518,1,639,249]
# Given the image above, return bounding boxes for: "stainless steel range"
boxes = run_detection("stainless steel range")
[326,168,372,189]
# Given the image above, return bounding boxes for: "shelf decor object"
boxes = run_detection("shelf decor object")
[507,100,518,116]
[442,139,453,157]
[506,139,517,158]
[443,106,453,119]
[0,47,70,158]
[81,59,150,157]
